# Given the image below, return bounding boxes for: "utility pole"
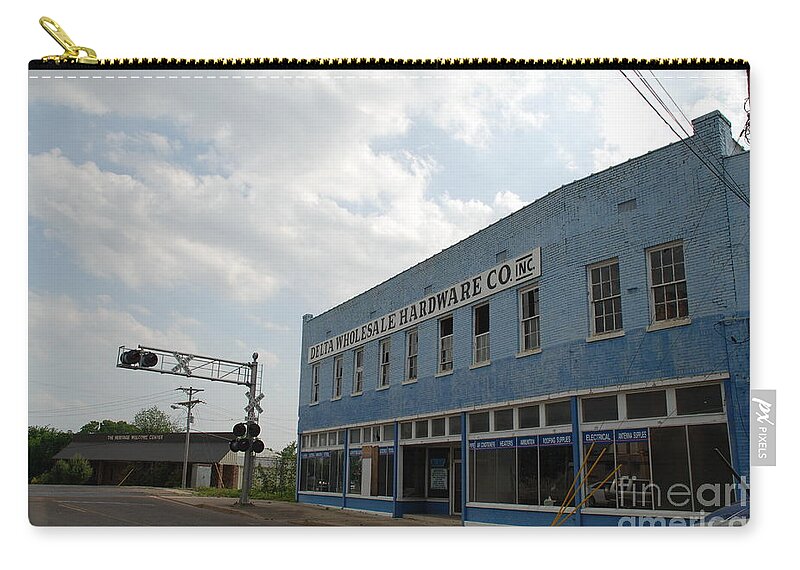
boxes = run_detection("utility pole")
[172,387,205,489]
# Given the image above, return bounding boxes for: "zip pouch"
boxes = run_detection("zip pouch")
[29,17,751,528]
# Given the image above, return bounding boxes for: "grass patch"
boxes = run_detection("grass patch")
[193,487,295,502]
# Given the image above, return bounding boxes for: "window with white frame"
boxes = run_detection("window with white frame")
[405,328,418,382]
[378,338,391,388]
[648,242,688,323]
[438,316,454,373]
[332,355,343,399]
[352,348,364,394]
[588,259,623,335]
[520,286,540,352]
[473,303,490,365]
[310,364,320,404]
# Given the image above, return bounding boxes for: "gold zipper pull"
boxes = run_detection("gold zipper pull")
[39,16,98,64]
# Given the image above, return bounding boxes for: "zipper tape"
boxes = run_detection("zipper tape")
[30,57,749,70]
[31,17,748,70]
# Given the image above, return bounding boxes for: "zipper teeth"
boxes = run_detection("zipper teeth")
[30,57,749,69]
[98,57,748,68]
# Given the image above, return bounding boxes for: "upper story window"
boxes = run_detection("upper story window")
[352,348,364,395]
[648,242,688,323]
[378,338,391,388]
[588,259,623,336]
[405,329,418,383]
[332,355,343,400]
[519,286,540,353]
[310,364,320,404]
[438,316,454,374]
[473,304,490,365]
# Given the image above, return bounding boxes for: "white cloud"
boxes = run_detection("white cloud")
[29,72,540,310]
[28,292,202,423]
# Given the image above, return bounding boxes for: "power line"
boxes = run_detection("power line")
[619,70,750,208]
[29,390,178,417]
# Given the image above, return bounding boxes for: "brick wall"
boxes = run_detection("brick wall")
[298,111,750,447]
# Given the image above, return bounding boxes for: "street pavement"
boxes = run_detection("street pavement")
[29,485,462,526]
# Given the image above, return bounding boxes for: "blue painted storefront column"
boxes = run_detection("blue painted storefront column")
[460,412,467,525]
[723,377,747,505]
[342,428,349,509]
[392,420,400,517]
[295,430,301,503]
[570,396,582,527]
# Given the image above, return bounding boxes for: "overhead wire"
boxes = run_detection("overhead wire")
[615,70,750,401]
[619,70,750,208]
[29,389,179,418]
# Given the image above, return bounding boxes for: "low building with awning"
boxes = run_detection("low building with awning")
[54,432,244,488]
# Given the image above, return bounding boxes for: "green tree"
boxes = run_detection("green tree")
[28,425,72,482]
[254,441,296,499]
[133,406,181,433]
[79,419,140,434]
[37,454,93,485]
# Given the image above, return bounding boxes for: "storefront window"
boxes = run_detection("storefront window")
[348,450,362,494]
[299,452,340,493]
[626,390,667,419]
[328,450,344,494]
[377,449,394,497]
[517,447,539,505]
[676,385,723,415]
[518,405,540,429]
[469,412,490,433]
[650,426,692,511]
[583,441,616,508]
[494,409,514,431]
[428,448,449,499]
[688,423,733,511]
[615,440,652,509]
[469,445,517,504]
[545,401,572,426]
[402,447,426,498]
[538,445,573,506]
[582,395,618,422]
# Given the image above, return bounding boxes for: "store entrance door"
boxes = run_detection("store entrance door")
[452,458,462,515]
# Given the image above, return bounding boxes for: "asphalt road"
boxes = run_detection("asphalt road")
[29,485,457,526]
[28,485,262,526]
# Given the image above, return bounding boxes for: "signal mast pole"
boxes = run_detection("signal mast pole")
[240,357,258,505]
[116,346,264,505]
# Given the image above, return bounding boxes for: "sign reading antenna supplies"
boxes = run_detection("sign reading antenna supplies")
[308,248,541,363]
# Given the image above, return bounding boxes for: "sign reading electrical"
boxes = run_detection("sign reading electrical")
[308,248,541,363]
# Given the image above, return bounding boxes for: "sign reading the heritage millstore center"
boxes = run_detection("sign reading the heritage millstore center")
[308,248,541,363]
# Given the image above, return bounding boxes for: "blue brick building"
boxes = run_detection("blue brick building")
[295,110,749,526]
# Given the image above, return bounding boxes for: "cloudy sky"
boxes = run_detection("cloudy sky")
[27,66,748,449]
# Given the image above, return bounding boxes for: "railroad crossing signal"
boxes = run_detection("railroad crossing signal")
[119,349,158,368]
[245,392,265,415]
[229,421,265,454]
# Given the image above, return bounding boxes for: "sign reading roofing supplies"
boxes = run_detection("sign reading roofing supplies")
[308,248,541,363]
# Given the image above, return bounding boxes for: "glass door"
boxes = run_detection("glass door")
[452,457,462,515]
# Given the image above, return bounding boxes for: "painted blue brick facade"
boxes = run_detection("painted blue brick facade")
[297,110,749,524]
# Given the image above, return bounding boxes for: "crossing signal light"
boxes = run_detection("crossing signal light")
[119,349,158,368]
[229,421,264,453]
